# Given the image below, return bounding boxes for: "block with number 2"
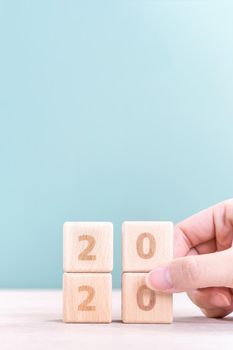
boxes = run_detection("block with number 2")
[63,273,112,323]
[63,222,113,272]
[63,222,113,323]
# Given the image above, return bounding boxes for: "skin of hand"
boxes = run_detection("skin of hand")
[146,199,233,318]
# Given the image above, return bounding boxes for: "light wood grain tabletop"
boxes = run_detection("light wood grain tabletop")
[0,290,232,350]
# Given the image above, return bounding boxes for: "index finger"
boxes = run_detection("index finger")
[174,199,233,258]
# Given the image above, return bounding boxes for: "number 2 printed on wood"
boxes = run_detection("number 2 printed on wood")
[63,273,112,323]
[78,235,96,261]
[78,285,96,311]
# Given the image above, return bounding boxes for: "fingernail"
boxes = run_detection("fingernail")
[146,267,173,291]
[210,293,232,308]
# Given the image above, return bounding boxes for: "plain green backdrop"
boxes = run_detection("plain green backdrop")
[0,1,233,288]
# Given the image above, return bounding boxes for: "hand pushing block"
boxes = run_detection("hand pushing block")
[63,272,112,323]
[122,273,172,323]
[63,222,113,272]
[122,221,173,272]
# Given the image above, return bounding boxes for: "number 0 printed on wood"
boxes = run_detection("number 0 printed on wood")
[136,285,156,311]
[122,273,172,323]
[122,221,173,272]
[136,232,156,259]
[63,222,113,272]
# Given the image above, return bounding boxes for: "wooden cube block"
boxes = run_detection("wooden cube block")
[122,221,173,272]
[63,272,112,323]
[122,273,172,323]
[63,222,113,272]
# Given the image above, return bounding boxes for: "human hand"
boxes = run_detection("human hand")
[146,199,233,318]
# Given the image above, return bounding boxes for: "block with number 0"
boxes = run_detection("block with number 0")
[122,273,172,323]
[122,221,173,323]
[63,222,113,272]
[122,221,173,272]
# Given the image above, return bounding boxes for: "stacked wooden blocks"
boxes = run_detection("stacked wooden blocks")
[63,222,113,323]
[122,221,173,323]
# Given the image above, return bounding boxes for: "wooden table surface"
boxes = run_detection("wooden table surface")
[0,290,232,349]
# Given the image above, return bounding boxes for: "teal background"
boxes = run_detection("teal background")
[0,1,233,288]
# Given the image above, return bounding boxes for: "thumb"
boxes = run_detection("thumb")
[146,248,233,292]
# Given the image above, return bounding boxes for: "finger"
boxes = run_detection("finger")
[189,288,233,318]
[174,199,233,258]
[201,307,233,318]
[194,239,217,255]
[185,240,216,257]
[146,248,233,292]
[187,287,232,310]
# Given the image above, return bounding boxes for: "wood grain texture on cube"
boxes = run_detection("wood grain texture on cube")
[122,221,173,272]
[122,273,173,323]
[63,222,113,272]
[63,273,112,323]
